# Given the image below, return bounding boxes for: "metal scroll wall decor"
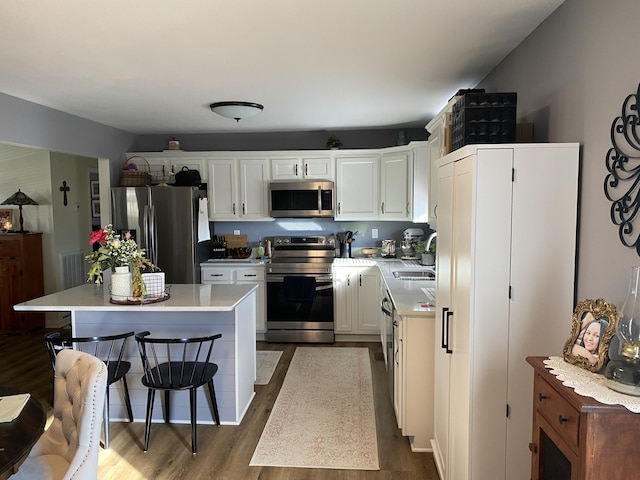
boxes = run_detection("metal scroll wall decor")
[604,82,640,254]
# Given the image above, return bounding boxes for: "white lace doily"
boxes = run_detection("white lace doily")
[543,356,640,413]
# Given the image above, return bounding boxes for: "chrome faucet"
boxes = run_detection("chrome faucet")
[425,232,437,253]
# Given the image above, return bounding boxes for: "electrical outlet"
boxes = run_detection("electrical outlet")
[234,229,240,235]
[371,228,378,239]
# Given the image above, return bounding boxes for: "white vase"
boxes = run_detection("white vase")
[111,266,132,298]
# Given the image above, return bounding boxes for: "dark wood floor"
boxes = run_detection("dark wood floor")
[0,329,439,480]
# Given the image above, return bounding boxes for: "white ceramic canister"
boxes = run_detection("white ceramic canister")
[111,266,132,298]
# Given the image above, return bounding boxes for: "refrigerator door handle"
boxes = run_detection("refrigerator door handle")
[149,204,158,265]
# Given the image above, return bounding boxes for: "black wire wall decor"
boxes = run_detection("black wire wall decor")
[604,82,640,254]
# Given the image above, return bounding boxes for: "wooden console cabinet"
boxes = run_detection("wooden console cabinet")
[527,356,640,480]
[0,233,44,334]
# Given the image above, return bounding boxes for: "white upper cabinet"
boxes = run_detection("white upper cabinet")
[380,150,411,220]
[125,152,208,185]
[208,157,271,221]
[208,158,238,219]
[270,155,334,181]
[335,154,379,220]
[425,96,457,227]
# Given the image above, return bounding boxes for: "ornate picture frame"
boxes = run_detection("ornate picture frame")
[562,298,619,372]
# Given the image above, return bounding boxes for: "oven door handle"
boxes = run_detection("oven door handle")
[267,275,333,283]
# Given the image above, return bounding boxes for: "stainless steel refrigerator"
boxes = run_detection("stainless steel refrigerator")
[111,186,209,284]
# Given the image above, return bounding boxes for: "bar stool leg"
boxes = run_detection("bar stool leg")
[207,379,220,426]
[143,389,155,452]
[103,387,110,449]
[190,387,197,454]
[121,376,134,422]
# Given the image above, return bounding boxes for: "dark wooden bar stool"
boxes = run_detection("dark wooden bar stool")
[44,331,135,449]
[134,331,222,454]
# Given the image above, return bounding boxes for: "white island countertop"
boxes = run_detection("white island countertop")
[14,283,258,313]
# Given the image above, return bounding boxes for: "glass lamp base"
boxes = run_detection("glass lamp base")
[604,359,640,396]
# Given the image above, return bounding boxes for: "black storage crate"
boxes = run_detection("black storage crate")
[451,92,517,151]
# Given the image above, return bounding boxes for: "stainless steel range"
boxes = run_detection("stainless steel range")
[266,235,335,343]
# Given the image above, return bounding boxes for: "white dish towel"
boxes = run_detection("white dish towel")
[197,197,211,243]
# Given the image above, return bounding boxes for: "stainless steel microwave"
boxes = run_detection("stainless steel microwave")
[268,180,334,218]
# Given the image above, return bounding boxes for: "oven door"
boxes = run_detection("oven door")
[266,273,334,342]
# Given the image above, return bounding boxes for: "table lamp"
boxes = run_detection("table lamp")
[1,189,38,233]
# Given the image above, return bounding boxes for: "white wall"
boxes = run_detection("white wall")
[477,0,640,308]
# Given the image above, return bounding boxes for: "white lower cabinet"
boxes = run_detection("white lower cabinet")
[432,143,580,480]
[394,313,435,452]
[333,264,379,334]
[201,264,266,334]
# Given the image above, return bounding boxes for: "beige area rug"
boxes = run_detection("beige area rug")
[255,350,283,385]
[250,347,379,470]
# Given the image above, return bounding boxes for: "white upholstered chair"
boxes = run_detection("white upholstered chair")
[13,348,107,480]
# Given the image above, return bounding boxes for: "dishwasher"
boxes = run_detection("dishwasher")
[380,290,397,402]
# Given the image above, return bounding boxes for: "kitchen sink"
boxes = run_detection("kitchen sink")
[392,269,436,281]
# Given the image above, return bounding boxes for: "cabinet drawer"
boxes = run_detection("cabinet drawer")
[0,240,21,257]
[201,268,234,282]
[236,267,265,281]
[534,373,580,449]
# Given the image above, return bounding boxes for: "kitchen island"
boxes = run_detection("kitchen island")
[14,283,258,425]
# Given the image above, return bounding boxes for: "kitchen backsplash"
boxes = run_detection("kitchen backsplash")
[211,219,433,252]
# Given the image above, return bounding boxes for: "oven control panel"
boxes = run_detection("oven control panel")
[273,235,336,247]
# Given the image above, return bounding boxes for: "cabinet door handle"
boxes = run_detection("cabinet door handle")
[441,307,449,349]
[381,202,385,214]
[528,442,538,454]
[538,393,547,402]
[359,274,362,287]
[242,274,257,278]
[445,310,453,354]
[295,164,298,176]
[233,203,236,215]
[210,273,224,277]
[242,203,246,215]
[558,415,567,424]
[304,164,308,176]
[338,202,341,214]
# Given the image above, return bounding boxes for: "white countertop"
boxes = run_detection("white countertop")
[199,255,435,318]
[333,257,436,318]
[14,283,258,313]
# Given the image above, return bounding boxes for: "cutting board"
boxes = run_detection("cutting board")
[224,234,248,248]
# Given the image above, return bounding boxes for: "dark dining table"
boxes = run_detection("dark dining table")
[0,390,46,479]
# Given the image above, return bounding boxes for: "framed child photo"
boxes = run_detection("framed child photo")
[562,298,619,372]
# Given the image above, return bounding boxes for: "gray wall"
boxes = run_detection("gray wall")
[477,0,640,306]
[132,128,428,152]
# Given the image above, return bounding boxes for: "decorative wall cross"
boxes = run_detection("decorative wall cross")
[60,181,70,206]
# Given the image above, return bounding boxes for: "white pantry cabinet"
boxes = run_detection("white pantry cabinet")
[333,264,379,334]
[207,157,271,221]
[432,144,580,480]
[201,264,266,334]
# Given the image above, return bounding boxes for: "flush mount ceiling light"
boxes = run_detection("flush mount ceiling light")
[209,101,264,122]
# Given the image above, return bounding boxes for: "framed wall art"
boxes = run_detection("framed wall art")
[90,180,100,198]
[91,199,100,218]
[562,298,619,372]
